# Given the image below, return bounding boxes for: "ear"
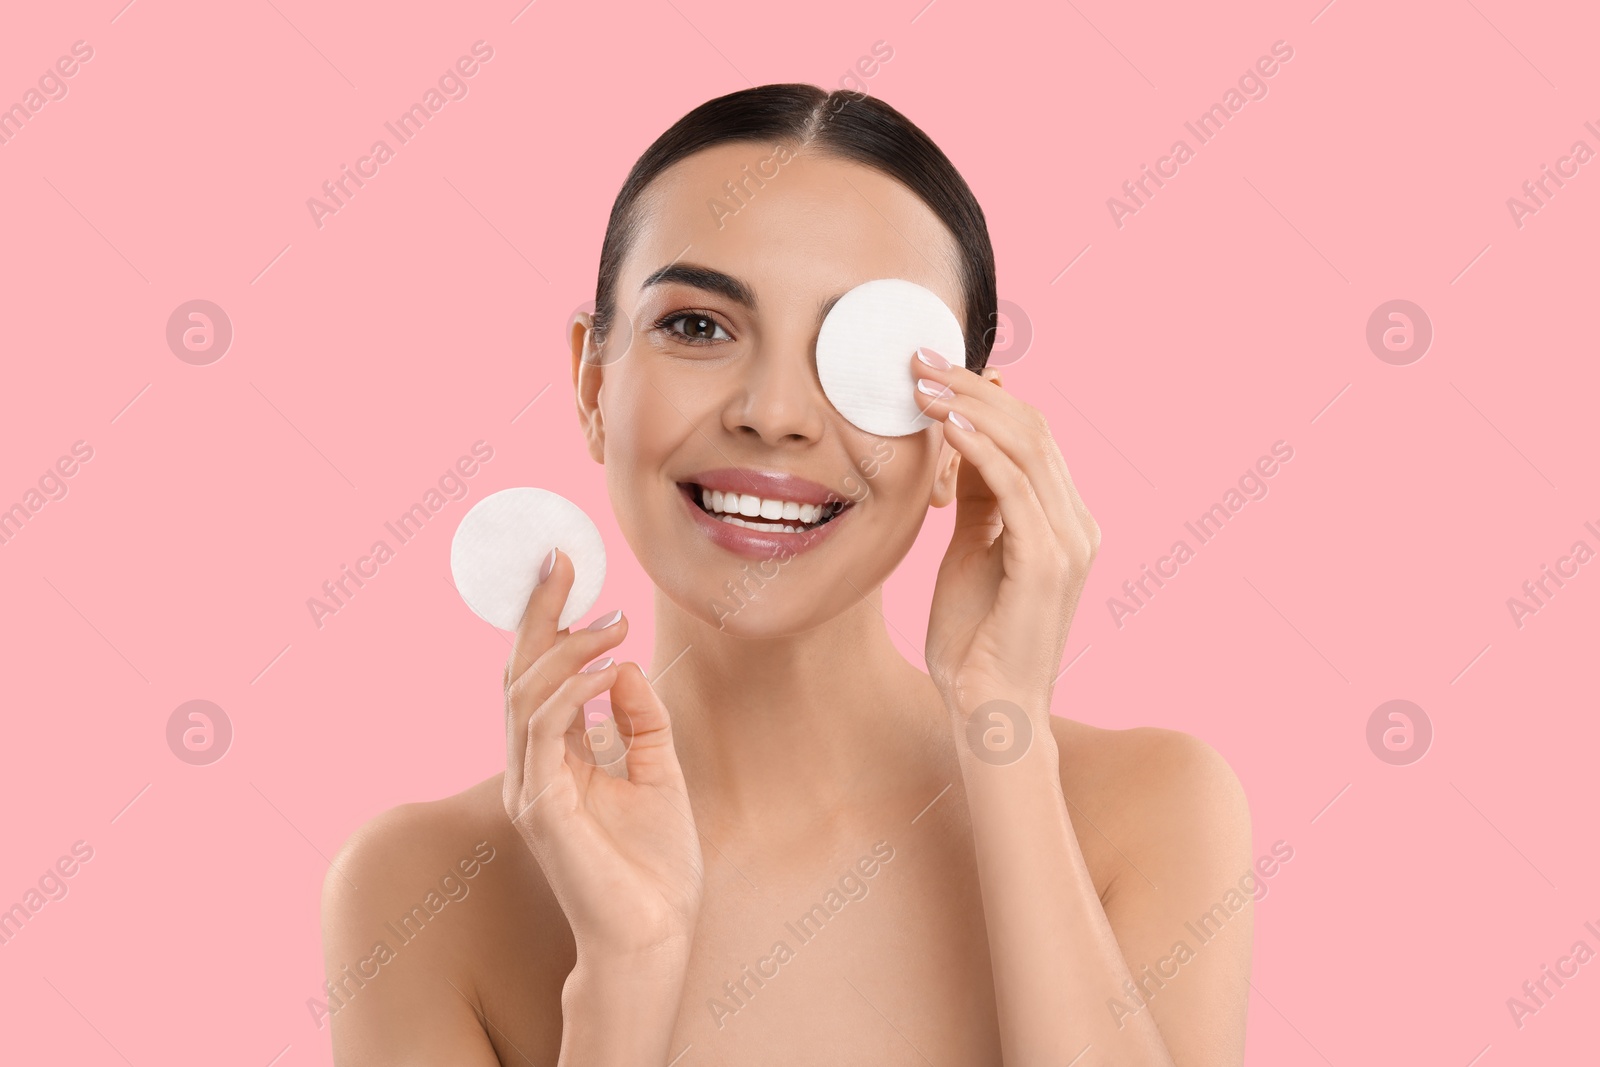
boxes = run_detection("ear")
[929,436,961,508]
[570,311,605,464]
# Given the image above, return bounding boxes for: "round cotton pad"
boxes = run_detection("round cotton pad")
[450,488,606,631]
[815,278,966,437]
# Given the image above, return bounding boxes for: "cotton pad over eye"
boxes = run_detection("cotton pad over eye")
[450,488,606,631]
[815,278,966,437]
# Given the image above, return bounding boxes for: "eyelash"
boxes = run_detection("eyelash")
[654,310,733,346]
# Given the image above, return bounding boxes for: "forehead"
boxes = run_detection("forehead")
[619,141,965,320]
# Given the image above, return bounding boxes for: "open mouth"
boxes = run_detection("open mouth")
[679,482,852,535]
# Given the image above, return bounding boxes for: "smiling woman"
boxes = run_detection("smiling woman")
[322,82,1253,1066]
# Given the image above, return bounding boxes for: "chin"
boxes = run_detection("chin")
[666,559,837,638]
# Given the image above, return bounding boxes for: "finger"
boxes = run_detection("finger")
[914,350,1083,532]
[933,408,1056,555]
[505,608,629,731]
[517,660,621,797]
[607,663,686,788]
[916,347,1064,450]
[925,388,1097,564]
[508,548,573,689]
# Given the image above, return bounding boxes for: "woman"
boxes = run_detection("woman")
[321,83,1253,1065]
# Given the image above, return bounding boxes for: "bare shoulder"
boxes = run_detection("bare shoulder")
[322,775,516,935]
[1046,722,1256,1061]
[318,775,571,1060]
[1047,717,1251,896]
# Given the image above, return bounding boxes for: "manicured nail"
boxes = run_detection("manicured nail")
[916,347,951,370]
[585,609,623,631]
[538,548,557,583]
[916,378,953,399]
[948,412,975,432]
[585,709,611,725]
[582,656,614,674]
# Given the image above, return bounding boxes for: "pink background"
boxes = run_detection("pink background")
[2,0,1596,1062]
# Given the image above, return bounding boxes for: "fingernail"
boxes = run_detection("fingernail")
[585,709,611,725]
[948,412,975,432]
[916,378,953,399]
[585,609,623,631]
[916,347,950,370]
[582,655,614,674]
[538,548,557,584]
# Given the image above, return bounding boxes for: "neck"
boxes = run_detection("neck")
[648,585,940,825]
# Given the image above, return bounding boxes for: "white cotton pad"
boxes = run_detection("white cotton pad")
[450,488,606,631]
[815,278,966,437]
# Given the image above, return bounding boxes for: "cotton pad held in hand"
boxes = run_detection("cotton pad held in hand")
[450,488,606,631]
[815,278,966,437]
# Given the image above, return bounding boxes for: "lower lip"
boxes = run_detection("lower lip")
[678,484,851,560]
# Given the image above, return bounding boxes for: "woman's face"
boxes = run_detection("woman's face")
[574,141,969,637]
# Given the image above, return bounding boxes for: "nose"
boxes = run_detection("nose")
[721,334,827,447]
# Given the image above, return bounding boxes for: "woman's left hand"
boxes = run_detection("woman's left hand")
[913,347,1101,710]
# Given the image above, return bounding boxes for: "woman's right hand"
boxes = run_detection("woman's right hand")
[501,548,704,968]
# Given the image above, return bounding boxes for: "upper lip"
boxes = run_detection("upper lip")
[680,468,847,506]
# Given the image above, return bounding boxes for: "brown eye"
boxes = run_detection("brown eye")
[659,312,732,344]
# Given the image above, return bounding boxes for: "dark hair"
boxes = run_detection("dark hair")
[593,83,998,372]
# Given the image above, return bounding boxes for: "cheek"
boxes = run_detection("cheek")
[599,367,719,531]
[840,433,941,554]
[857,431,938,502]
[602,370,692,468]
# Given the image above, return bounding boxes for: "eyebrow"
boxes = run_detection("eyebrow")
[641,263,757,310]
[641,262,844,324]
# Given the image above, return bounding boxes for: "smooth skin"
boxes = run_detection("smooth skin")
[321,141,1252,1066]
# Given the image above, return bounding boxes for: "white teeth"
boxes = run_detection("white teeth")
[693,483,842,532]
[701,489,836,519]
